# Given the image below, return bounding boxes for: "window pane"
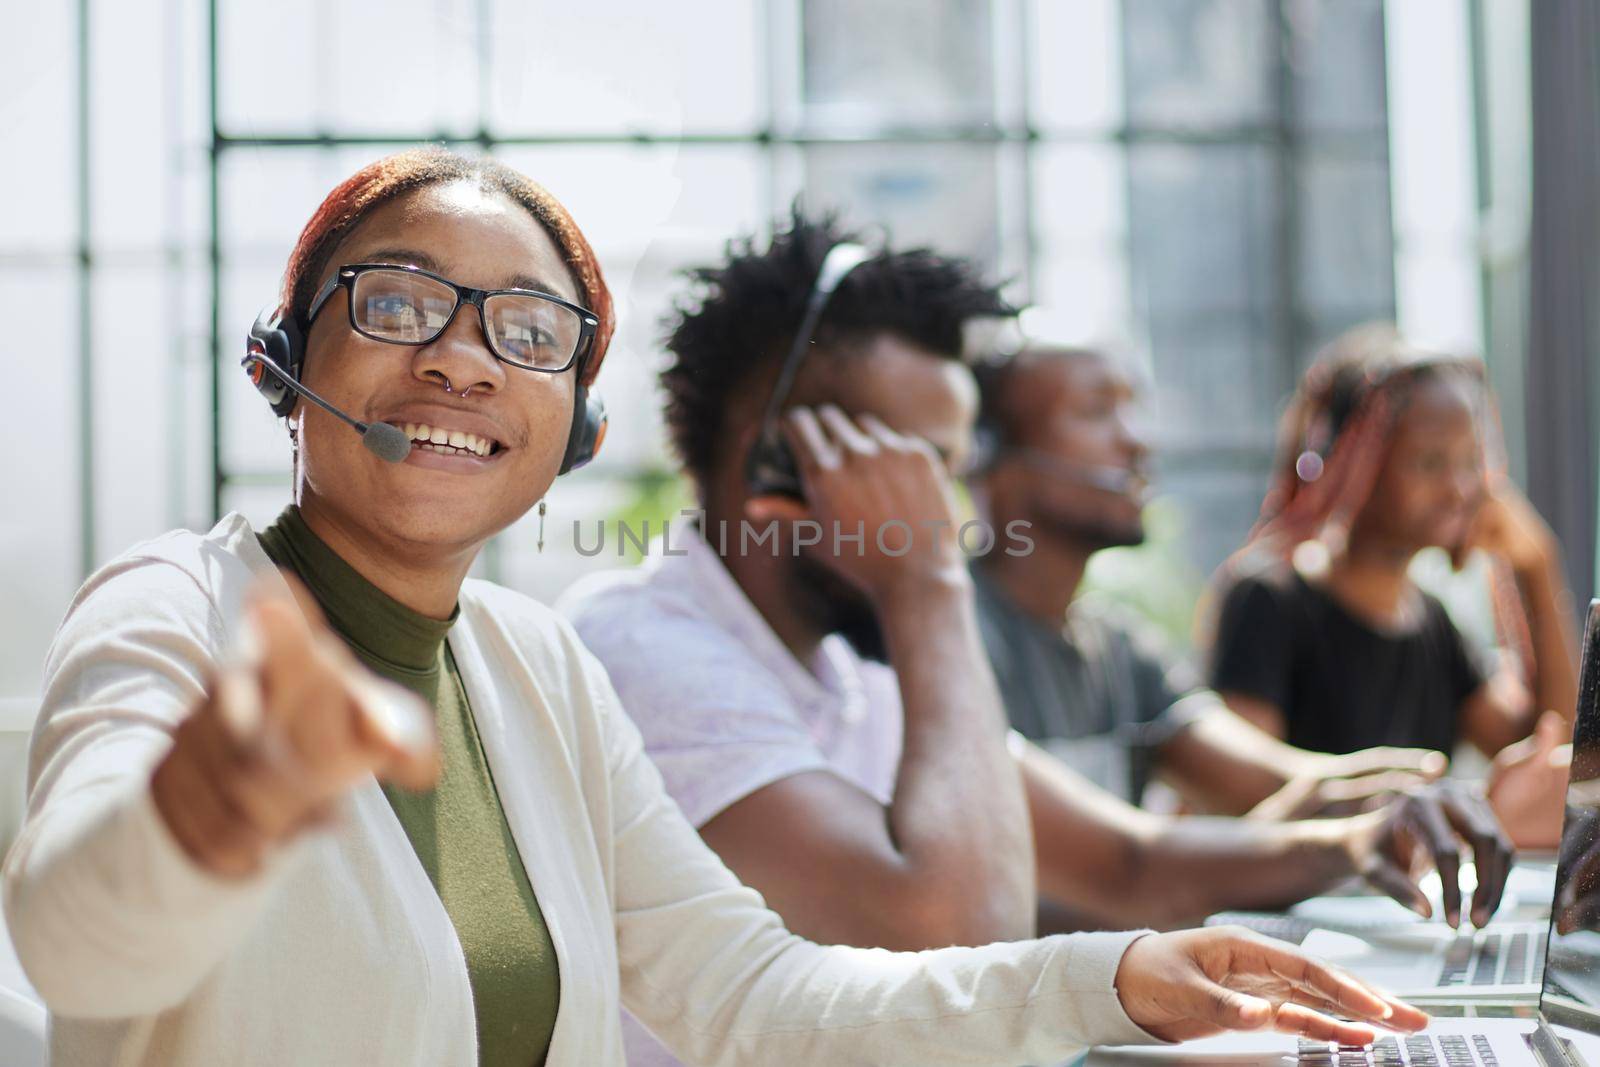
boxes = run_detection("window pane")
[1386,3,1479,251]
[800,143,1002,270]
[217,0,318,132]
[1127,143,1282,441]
[1122,0,1276,129]
[1395,247,1484,352]
[802,0,995,129]
[90,0,170,252]
[1127,143,1276,317]
[220,0,478,136]
[1288,0,1388,134]
[1031,144,1129,334]
[1387,0,1480,354]
[0,3,75,254]
[1027,0,1122,131]
[1145,312,1281,445]
[93,268,189,554]
[1296,148,1395,345]
[174,258,216,531]
[220,147,376,272]
[490,1,761,136]
[3,269,79,701]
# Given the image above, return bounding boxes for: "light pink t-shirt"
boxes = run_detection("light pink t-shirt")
[559,522,904,1067]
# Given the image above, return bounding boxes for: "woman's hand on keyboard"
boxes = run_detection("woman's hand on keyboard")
[1114,926,1429,1044]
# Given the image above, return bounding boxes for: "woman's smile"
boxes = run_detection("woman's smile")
[367,401,517,475]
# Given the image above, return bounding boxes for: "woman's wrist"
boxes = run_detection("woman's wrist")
[1513,546,1575,622]
[1510,530,1562,584]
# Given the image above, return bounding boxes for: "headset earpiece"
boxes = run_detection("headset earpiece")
[966,359,1008,478]
[559,385,607,475]
[245,307,306,419]
[969,415,1003,477]
[744,434,803,499]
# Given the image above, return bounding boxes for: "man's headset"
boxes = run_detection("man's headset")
[243,304,607,475]
[743,241,871,498]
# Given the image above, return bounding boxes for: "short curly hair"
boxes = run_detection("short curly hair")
[661,208,1014,486]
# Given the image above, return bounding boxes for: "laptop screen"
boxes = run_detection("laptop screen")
[1539,599,1600,1030]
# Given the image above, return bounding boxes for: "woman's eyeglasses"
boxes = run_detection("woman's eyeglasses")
[304,262,598,373]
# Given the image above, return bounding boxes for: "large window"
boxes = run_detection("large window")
[0,0,1498,706]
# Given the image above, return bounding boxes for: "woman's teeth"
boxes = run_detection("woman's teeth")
[401,423,494,458]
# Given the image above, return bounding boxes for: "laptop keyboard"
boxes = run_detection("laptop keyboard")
[1299,1034,1499,1067]
[1438,930,1544,987]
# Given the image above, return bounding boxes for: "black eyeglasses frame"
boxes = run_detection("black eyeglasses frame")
[304,261,599,374]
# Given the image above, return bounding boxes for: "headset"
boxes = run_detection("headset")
[743,241,872,499]
[244,303,607,474]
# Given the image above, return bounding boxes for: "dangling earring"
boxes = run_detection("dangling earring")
[537,499,547,553]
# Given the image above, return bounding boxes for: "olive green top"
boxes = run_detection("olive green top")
[257,506,559,1067]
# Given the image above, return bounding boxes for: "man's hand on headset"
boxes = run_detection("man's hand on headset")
[746,404,968,606]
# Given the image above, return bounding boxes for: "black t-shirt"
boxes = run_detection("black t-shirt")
[973,565,1208,803]
[1207,563,1489,756]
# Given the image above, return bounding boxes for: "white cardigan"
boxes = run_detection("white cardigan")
[3,514,1159,1066]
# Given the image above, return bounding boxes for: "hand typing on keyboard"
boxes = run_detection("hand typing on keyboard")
[1345,781,1515,929]
[1114,926,1430,1045]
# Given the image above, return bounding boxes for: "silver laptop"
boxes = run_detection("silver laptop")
[1298,916,1549,1000]
[1211,878,1554,1001]
[1089,599,1600,1067]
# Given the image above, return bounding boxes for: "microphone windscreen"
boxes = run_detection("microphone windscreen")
[363,422,413,463]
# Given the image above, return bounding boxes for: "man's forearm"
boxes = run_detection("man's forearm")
[1022,740,1354,931]
[1157,705,1321,815]
[1131,818,1358,928]
[879,572,1036,943]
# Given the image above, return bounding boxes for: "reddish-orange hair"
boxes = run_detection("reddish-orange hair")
[1207,322,1532,679]
[279,147,615,385]
[1249,323,1494,559]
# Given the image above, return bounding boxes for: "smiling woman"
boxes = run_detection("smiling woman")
[2,148,1430,1067]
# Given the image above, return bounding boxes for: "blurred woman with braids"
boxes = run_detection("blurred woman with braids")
[1206,324,1578,836]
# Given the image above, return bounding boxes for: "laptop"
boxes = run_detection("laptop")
[1210,863,1559,1001]
[1296,916,1549,1000]
[1088,599,1600,1067]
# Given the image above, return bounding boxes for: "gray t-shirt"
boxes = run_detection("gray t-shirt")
[972,565,1207,804]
